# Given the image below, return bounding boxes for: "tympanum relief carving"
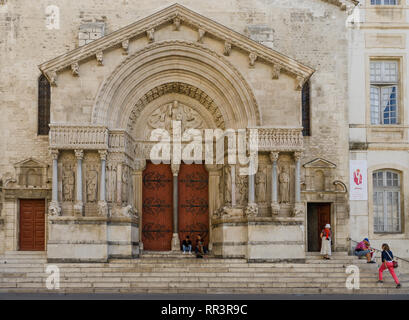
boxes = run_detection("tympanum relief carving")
[146,100,205,137]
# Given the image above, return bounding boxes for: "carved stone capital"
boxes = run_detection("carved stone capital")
[134,159,147,172]
[74,149,84,160]
[269,151,279,163]
[293,151,302,161]
[197,28,205,43]
[71,62,79,76]
[245,203,258,217]
[205,164,223,173]
[98,150,108,160]
[147,28,155,42]
[49,149,59,160]
[171,164,180,176]
[96,51,103,66]
[97,201,108,217]
[249,52,257,67]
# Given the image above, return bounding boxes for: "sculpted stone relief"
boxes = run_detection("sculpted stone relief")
[106,162,117,203]
[121,165,129,205]
[256,166,267,203]
[85,164,98,203]
[62,164,75,202]
[236,170,248,207]
[223,165,232,206]
[279,165,290,204]
[147,100,204,136]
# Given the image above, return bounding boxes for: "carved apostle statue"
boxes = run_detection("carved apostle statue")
[86,170,98,203]
[256,168,267,203]
[62,167,75,202]
[224,165,232,205]
[279,166,290,204]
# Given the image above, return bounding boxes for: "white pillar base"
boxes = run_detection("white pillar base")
[73,202,84,217]
[271,202,280,216]
[171,233,180,251]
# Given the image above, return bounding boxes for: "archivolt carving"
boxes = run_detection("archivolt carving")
[92,40,261,129]
[128,82,225,132]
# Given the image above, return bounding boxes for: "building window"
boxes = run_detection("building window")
[370,60,399,125]
[38,75,50,135]
[302,81,310,136]
[373,170,402,233]
[370,0,398,5]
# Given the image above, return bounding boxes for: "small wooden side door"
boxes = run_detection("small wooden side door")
[19,199,45,251]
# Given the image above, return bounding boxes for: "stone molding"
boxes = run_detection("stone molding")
[92,40,261,129]
[257,128,303,152]
[49,124,109,150]
[38,4,315,85]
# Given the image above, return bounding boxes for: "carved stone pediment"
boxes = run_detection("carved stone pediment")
[303,158,337,169]
[13,158,49,188]
[38,4,314,85]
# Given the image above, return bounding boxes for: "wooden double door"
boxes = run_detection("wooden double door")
[142,163,209,251]
[19,199,45,251]
[307,203,331,252]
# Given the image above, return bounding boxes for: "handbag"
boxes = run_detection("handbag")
[386,251,398,268]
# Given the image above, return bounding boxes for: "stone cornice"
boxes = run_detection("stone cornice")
[38,4,315,83]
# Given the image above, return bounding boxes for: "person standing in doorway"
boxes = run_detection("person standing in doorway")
[378,243,401,288]
[320,224,332,260]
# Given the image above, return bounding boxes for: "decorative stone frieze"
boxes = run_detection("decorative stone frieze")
[49,125,109,150]
[257,128,303,152]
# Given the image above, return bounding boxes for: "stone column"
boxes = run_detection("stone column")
[74,149,84,216]
[48,149,61,216]
[270,151,280,216]
[245,161,258,217]
[134,159,146,251]
[98,150,108,216]
[171,164,180,251]
[292,151,304,217]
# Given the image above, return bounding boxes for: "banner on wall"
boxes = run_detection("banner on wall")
[349,160,368,201]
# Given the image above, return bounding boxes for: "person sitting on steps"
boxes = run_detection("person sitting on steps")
[354,238,375,263]
[182,235,192,254]
[195,235,207,259]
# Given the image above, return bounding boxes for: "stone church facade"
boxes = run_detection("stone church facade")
[0,0,406,263]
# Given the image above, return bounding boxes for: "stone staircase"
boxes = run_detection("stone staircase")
[1,251,408,294]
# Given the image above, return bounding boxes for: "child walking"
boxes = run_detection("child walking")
[378,243,401,288]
